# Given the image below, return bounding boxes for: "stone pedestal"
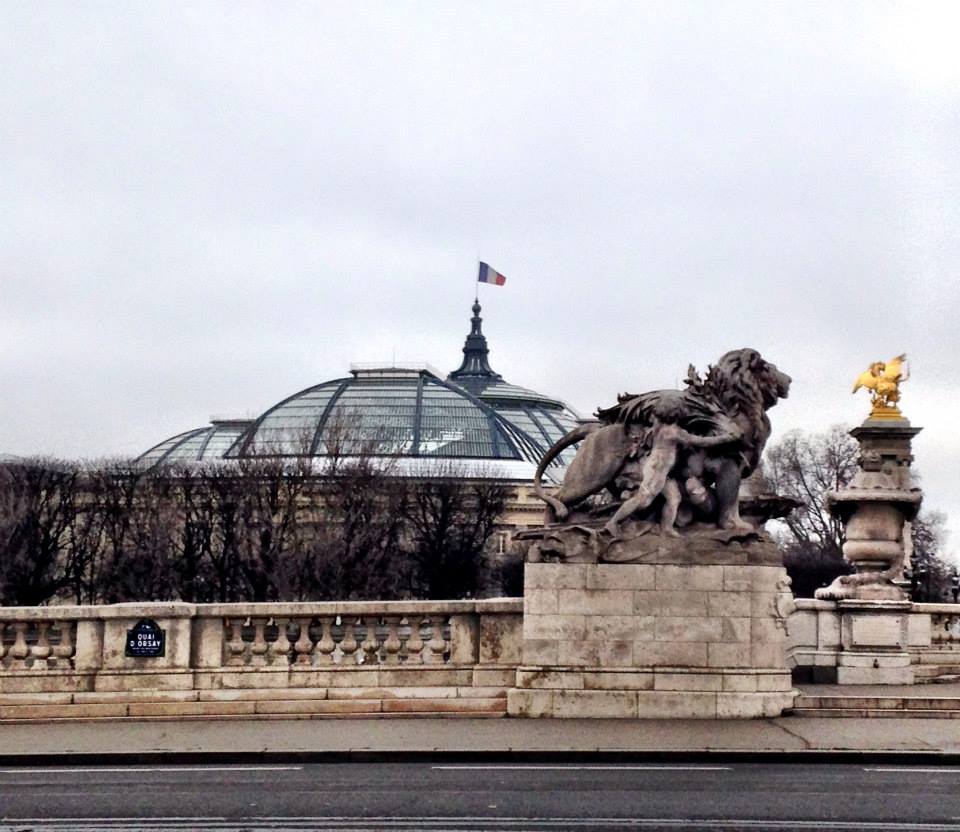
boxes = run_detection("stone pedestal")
[817,418,922,602]
[835,600,913,685]
[507,556,797,719]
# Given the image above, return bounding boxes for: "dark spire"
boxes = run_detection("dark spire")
[448,300,503,392]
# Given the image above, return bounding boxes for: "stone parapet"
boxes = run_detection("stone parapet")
[7,592,960,720]
[787,598,960,684]
[0,599,523,720]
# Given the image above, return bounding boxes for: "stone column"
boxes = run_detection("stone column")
[818,418,922,602]
[815,417,923,684]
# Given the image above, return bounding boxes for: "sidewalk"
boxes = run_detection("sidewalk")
[5,682,960,762]
[798,681,960,697]
[5,714,960,762]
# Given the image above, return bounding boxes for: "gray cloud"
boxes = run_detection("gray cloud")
[2,2,958,547]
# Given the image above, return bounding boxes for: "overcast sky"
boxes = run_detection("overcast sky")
[2,2,958,549]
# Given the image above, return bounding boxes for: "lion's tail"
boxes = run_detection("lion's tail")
[533,422,599,522]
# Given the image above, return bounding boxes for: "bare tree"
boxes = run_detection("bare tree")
[0,459,81,605]
[403,468,509,599]
[766,427,858,552]
[306,457,412,600]
[764,427,858,597]
[0,434,516,605]
[202,464,247,602]
[909,510,952,602]
[766,427,952,599]
[232,457,311,602]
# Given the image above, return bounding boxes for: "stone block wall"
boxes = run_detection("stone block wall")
[508,562,795,718]
[787,599,955,685]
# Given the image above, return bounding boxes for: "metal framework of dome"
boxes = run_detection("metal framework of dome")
[229,366,551,462]
[137,419,253,467]
[136,301,582,479]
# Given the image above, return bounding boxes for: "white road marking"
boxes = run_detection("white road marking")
[864,767,960,774]
[0,765,301,774]
[2,817,959,830]
[431,764,732,771]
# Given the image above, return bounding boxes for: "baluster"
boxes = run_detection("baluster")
[10,622,30,669]
[339,619,359,665]
[360,617,380,665]
[30,621,52,669]
[950,615,960,643]
[250,618,269,666]
[316,618,336,665]
[383,617,402,665]
[226,618,246,665]
[268,617,291,666]
[0,622,6,667]
[293,617,314,665]
[406,616,425,665]
[426,617,447,665]
[52,621,75,668]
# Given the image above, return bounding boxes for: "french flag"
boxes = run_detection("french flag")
[478,262,506,286]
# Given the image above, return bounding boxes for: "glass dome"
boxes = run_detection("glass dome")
[228,366,557,473]
[137,301,583,481]
[137,419,253,467]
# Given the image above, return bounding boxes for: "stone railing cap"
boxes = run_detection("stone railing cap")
[199,600,482,617]
[792,598,837,611]
[914,602,960,614]
[0,598,525,621]
[475,598,523,613]
[0,605,104,620]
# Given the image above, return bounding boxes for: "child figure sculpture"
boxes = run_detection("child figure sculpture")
[603,400,742,539]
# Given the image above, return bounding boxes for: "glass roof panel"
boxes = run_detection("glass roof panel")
[140,364,582,478]
[200,425,249,459]
[137,428,208,467]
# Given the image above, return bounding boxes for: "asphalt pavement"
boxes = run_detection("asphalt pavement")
[1,761,959,831]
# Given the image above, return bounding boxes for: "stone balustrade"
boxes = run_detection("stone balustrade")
[216,606,460,668]
[0,616,78,671]
[787,598,960,683]
[0,600,522,719]
[917,603,960,648]
[8,594,960,720]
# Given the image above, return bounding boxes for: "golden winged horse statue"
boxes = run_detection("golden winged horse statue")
[852,353,909,418]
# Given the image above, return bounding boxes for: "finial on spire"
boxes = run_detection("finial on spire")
[448,298,503,389]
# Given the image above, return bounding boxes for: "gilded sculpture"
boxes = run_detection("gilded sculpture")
[852,353,909,419]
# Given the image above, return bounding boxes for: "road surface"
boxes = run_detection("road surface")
[1,761,958,830]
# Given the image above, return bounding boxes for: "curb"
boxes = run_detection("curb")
[4,749,960,766]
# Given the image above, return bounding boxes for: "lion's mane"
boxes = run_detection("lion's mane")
[701,348,791,472]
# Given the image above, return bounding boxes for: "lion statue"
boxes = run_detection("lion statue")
[532,348,791,536]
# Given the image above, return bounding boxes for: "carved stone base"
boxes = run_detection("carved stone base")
[517,521,782,566]
[834,600,913,685]
[508,558,796,719]
[815,570,905,602]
